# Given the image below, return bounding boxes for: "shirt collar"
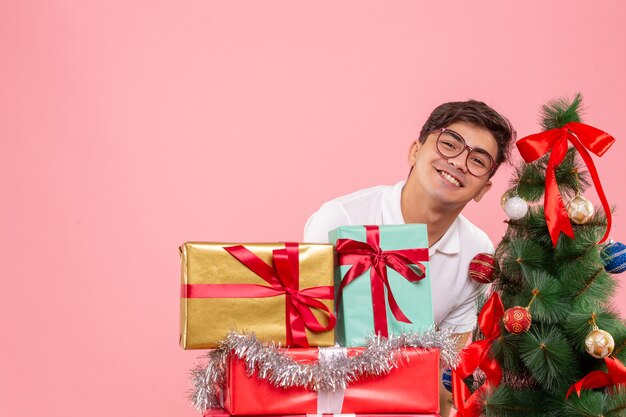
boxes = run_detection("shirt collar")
[383,180,461,255]
[430,217,461,255]
[381,181,406,225]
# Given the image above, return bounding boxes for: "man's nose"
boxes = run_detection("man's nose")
[447,150,468,172]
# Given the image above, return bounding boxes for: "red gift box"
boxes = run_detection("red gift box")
[206,412,439,417]
[204,409,231,416]
[205,409,439,417]
[222,347,439,415]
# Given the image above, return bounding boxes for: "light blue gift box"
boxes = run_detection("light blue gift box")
[329,224,434,347]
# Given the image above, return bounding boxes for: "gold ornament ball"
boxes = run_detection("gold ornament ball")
[566,195,595,225]
[584,328,615,359]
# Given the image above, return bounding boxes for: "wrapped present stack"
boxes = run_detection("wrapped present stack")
[180,225,459,417]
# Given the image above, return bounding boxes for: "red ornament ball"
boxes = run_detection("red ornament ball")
[503,306,532,334]
[469,253,498,284]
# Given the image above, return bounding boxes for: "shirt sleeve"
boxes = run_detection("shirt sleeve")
[303,202,350,243]
[439,239,495,334]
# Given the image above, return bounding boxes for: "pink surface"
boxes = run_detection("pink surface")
[1,2,625,416]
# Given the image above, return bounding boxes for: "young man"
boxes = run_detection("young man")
[303,100,515,416]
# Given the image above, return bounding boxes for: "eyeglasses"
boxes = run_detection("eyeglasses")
[433,128,497,177]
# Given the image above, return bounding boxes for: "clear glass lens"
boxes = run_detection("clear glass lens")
[437,131,465,156]
[436,130,493,176]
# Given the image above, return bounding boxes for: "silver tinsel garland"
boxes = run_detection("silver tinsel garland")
[190,329,459,413]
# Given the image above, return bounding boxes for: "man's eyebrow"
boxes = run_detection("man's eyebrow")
[471,147,497,160]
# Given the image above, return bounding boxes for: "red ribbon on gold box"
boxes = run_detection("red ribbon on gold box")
[180,242,335,349]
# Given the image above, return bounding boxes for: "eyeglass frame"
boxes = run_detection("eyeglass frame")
[429,128,498,177]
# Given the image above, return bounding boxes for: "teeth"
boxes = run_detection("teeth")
[440,171,461,187]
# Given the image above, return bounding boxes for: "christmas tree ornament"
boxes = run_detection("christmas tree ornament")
[504,196,529,220]
[585,328,615,359]
[584,315,615,359]
[469,253,498,284]
[566,194,595,225]
[500,190,516,210]
[442,367,453,392]
[503,306,532,334]
[503,289,539,334]
[603,240,626,274]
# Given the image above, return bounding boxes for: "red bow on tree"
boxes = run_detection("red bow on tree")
[516,122,615,247]
[453,292,504,417]
[566,356,626,398]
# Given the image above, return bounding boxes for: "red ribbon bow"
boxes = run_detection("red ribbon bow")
[335,225,428,337]
[566,356,626,398]
[516,122,615,247]
[453,292,504,417]
[181,242,336,347]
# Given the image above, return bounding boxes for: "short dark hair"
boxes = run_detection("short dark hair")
[418,100,516,173]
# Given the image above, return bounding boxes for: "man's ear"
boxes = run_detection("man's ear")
[408,141,421,166]
[474,180,493,202]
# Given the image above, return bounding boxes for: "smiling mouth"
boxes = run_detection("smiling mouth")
[437,169,463,187]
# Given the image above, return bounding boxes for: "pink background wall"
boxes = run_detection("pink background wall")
[2,1,625,416]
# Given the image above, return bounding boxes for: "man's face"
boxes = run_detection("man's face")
[407,121,498,209]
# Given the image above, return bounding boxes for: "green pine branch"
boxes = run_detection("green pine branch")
[509,147,591,204]
[483,386,549,417]
[563,310,623,357]
[500,238,552,278]
[519,325,580,393]
[562,386,626,417]
[540,93,584,131]
[525,270,570,324]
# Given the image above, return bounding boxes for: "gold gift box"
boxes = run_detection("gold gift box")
[179,242,335,349]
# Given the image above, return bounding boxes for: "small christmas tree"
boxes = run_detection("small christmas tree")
[471,95,626,417]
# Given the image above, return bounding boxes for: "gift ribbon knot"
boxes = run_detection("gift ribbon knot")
[452,292,504,417]
[335,225,428,337]
[516,122,615,247]
[181,242,336,347]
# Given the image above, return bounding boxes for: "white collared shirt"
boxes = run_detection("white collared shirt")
[304,181,493,333]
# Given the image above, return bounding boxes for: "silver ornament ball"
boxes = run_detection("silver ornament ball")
[500,190,515,210]
[504,196,529,220]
